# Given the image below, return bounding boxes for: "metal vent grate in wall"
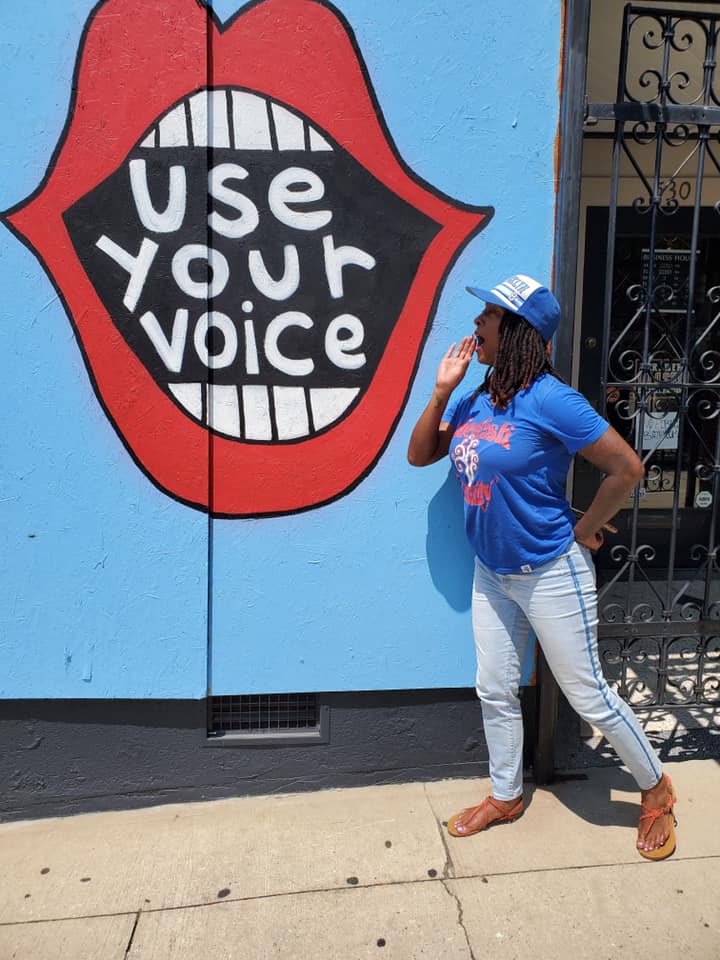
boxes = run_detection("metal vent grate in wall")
[207,693,328,745]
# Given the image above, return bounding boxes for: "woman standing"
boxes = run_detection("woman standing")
[407,275,676,860]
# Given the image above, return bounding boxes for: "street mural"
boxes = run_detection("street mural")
[3,0,492,517]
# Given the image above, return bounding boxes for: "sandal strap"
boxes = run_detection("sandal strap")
[660,773,677,805]
[638,795,675,840]
[639,773,676,818]
[640,799,674,817]
[454,797,493,822]
[485,796,505,816]
[639,805,671,826]
[485,795,523,818]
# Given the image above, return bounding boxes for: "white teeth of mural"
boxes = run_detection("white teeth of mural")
[188,90,231,148]
[140,88,333,152]
[232,90,272,150]
[168,382,202,420]
[310,388,359,430]
[207,384,241,438]
[308,127,332,151]
[242,385,272,441]
[167,384,358,439]
[271,102,305,150]
[156,103,188,147]
[273,386,309,439]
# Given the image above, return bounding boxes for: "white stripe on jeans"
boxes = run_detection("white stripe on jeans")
[472,540,662,800]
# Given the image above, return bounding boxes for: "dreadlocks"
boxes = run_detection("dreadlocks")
[479,310,563,409]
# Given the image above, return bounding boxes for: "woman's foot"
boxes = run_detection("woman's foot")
[637,773,677,859]
[447,795,523,837]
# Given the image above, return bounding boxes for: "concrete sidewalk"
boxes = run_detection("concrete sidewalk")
[0,760,717,960]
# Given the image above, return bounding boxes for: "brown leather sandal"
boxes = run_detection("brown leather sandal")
[637,773,677,861]
[447,795,523,838]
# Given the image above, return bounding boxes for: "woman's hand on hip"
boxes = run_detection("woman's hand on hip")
[574,528,604,553]
[435,337,475,397]
[574,425,645,552]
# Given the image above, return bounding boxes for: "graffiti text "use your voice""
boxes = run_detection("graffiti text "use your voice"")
[96,160,377,376]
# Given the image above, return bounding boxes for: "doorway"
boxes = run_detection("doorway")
[575,2,720,710]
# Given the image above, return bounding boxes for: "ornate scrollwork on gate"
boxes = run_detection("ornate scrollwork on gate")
[592,6,720,708]
[599,633,720,707]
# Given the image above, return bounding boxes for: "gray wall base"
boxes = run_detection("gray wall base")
[0,690,492,822]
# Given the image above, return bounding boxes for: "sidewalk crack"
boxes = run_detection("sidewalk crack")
[436,817,454,880]
[441,879,476,960]
[423,782,455,880]
[124,909,141,957]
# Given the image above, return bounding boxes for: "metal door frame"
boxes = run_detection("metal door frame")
[536,0,720,782]
[534,0,591,784]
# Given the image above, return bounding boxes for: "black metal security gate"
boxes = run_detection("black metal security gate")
[579,3,720,710]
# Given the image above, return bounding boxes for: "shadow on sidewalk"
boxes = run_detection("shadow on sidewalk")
[546,766,641,829]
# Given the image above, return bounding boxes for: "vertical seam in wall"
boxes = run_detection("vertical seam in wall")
[205,8,214,699]
[550,0,568,292]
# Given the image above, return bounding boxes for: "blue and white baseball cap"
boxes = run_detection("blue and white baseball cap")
[467,274,560,340]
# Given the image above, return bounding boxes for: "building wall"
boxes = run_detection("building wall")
[0,0,562,704]
[1,691,504,820]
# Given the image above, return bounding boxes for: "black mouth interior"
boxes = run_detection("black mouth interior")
[63,87,441,442]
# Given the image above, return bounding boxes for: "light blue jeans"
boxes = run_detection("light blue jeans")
[472,539,663,800]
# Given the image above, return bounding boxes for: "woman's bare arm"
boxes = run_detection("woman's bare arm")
[407,398,455,466]
[573,426,644,550]
[407,337,475,466]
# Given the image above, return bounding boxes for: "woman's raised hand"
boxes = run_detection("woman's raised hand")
[407,336,475,466]
[435,337,475,397]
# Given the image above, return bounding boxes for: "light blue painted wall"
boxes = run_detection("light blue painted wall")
[208,0,561,693]
[0,0,561,698]
[0,0,209,698]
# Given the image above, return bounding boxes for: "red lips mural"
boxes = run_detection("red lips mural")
[3,0,491,516]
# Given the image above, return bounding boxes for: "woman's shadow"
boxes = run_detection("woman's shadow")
[425,468,476,611]
[426,467,535,677]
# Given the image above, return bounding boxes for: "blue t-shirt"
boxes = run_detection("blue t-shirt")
[444,375,609,573]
